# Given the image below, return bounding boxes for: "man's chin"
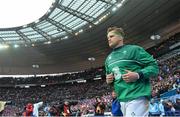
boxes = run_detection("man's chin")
[109,44,115,48]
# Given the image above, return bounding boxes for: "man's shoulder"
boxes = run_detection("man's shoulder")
[126,45,146,53]
[126,44,142,49]
[105,53,113,62]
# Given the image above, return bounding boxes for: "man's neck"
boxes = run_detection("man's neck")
[114,44,123,49]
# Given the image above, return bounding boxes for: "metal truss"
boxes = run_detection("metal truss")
[0,36,6,43]
[31,26,52,41]
[16,30,31,43]
[57,4,95,25]
[46,18,75,36]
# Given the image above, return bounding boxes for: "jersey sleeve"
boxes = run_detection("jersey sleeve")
[105,59,111,75]
[135,46,159,79]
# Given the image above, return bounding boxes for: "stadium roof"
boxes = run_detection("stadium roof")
[0,0,179,74]
[0,0,119,45]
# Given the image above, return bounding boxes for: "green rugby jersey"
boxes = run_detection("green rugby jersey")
[105,45,159,102]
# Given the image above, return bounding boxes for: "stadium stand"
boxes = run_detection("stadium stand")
[0,0,179,116]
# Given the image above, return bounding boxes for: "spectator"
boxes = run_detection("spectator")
[94,97,105,116]
[149,99,160,116]
[159,99,165,116]
[22,101,43,117]
[164,100,176,116]
[111,90,123,116]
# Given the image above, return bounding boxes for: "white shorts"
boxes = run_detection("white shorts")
[120,97,149,117]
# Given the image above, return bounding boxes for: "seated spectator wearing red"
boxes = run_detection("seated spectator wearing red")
[22,102,43,117]
[63,101,71,117]
[23,103,33,116]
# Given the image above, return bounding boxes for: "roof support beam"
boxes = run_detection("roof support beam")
[31,26,52,40]
[97,0,118,5]
[16,30,31,43]
[0,37,6,43]
[57,5,95,25]
[46,18,74,36]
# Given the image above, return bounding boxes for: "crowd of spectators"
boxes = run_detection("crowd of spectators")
[0,52,178,116]
[0,67,105,86]
[0,33,179,116]
[147,32,179,58]
[151,54,179,98]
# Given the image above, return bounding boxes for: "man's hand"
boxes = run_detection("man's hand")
[122,70,139,83]
[106,73,114,84]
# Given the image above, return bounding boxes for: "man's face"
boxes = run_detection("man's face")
[65,101,69,105]
[107,31,123,48]
[112,91,117,99]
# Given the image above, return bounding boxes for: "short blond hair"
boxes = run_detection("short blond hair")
[107,26,125,37]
